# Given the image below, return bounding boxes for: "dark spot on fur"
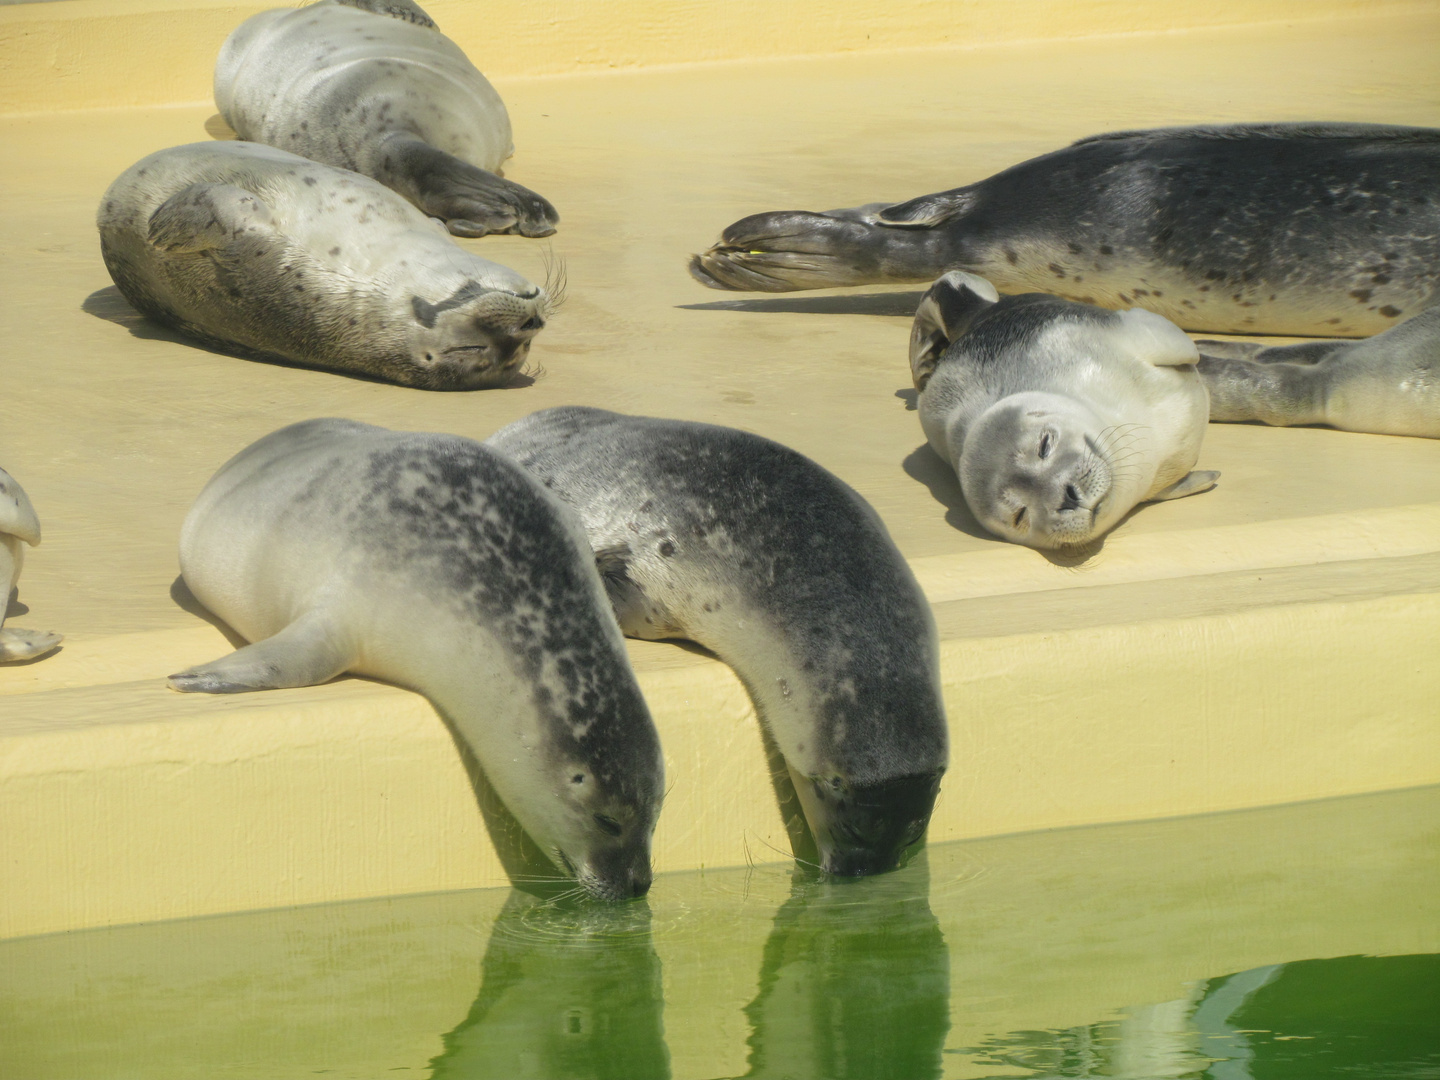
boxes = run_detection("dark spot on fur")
[1379,306,1403,317]
[1067,242,1083,254]
[1350,288,1373,302]
[1372,273,1391,284]
[1004,248,1018,265]
[1205,269,1225,281]
[1099,244,1113,256]
[329,246,341,255]
[1048,263,1066,278]
[304,176,317,186]
[658,540,675,557]
[1132,289,1149,297]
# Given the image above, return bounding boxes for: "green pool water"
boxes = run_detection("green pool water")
[3,785,1436,1080]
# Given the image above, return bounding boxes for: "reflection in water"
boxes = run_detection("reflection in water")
[962,954,1440,1080]
[741,857,951,1080]
[429,891,670,1080]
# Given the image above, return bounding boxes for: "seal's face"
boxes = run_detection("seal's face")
[408,283,547,389]
[790,765,945,876]
[960,393,1118,550]
[531,760,659,901]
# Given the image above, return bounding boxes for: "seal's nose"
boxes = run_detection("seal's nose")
[630,864,652,898]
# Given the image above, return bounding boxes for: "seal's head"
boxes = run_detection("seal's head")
[407,281,548,389]
[958,391,1121,550]
[790,765,945,877]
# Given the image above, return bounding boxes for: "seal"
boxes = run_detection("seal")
[910,272,1218,549]
[691,123,1440,337]
[1197,305,1440,438]
[168,418,664,901]
[488,407,948,877]
[98,141,552,390]
[215,0,557,238]
[0,467,62,663]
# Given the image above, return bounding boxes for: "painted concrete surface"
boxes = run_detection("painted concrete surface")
[2,9,1439,935]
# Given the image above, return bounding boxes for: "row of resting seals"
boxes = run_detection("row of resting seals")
[98,141,551,390]
[691,123,1440,337]
[910,272,1216,550]
[0,467,62,663]
[215,0,558,238]
[167,419,664,901]
[488,407,949,877]
[1196,305,1440,438]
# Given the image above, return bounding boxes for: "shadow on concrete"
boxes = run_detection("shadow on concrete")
[169,575,249,650]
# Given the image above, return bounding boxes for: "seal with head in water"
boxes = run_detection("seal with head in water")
[215,0,557,238]
[488,407,948,877]
[168,419,664,901]
[910,272,1217,550]
[692,123,1440,337]
[0,467,62,663]
[98,141,551,390]
[1197,305,1440,438]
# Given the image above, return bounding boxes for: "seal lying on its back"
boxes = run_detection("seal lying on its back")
[99,142,550,390]
[169,419,664,901]
[911,272,1217,549]
[489,407,948,877]
[1197,306,1440,438]
[216,0,557,238]
[692,123,1440,337]
[0,467,61,663]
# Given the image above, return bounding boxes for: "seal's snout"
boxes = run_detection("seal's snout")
[797,769,945,878]
[690,210,888,292]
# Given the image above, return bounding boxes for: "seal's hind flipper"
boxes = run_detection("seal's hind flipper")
[168,611,353,693]
[1149,470,1219,502]
[909,271,1000,389]
[877,188,975,229]
[378,135,558,238]
[0,468,42,546]
[0,628,62,663]
[147,183,275,254]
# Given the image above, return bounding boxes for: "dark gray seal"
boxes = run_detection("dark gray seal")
[691,123,1440,336]
[1198,305,1440,437]
[98,141,550,390]
[169,419,664,901]
[0,466,62,663]
[215,0,557,238]
[488,407,948,877]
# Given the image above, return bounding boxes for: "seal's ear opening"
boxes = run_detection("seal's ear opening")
[909,271,1000,390]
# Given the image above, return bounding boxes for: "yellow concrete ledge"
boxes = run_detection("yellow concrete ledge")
[2,0,1437,114]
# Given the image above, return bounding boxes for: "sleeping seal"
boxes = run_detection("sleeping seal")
[98,141,550,390]
[910,272,1217,549]
[0,467,62,663]
[488,407,948,877]
[169,419,664,901]
[1197,305,1440,438]
[215,0,557,238]
[691,123,1440,337]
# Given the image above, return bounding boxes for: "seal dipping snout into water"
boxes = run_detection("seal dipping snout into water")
[692,123,1440,337]
[98,142,551,390]
[215,0,558,238]
[911,272,1217,550]
[489,407,949,877]
[0,467,62,663]
[170,419,664,901]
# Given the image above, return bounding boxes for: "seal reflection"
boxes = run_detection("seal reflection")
[428,891,669,1080]
[739,855,950,1080]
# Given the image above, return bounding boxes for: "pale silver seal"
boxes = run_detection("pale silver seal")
[911,272,1217,549]
[0,467,62,663]
[488,407,948,877]
[169,419,664,901]
[98,141,551,390]
[215,0,557,238]
[692,123,1440,337]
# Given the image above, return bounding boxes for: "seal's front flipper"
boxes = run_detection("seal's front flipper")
[877,187,976,229]
[379,136,558,238]
[909,271,1000,389]
[147,183,275,254]
[594,544,682,640]
[0,628,62,663]
[1149,470,1219,502]
[1116,308,1201,367]
[168,612,353,693]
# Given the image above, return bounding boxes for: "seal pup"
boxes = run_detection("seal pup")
[215,0,557,238]
[691,123,1440,337]
[98,141,551,390]
[1197,305,1440,438]
[910,272,1217,549]
[0,467,62,663]
[168,419,664,901]
[488,407,948,877]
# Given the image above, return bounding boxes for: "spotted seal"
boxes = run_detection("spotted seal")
[168,419,664,901]
[0,467,62,663]
[98,141,551,390]
[691,123,1440,337]
[1197,305,1440,437]
[488,407,948,877]
[215,0,557,238]
[910,272,1217,549]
